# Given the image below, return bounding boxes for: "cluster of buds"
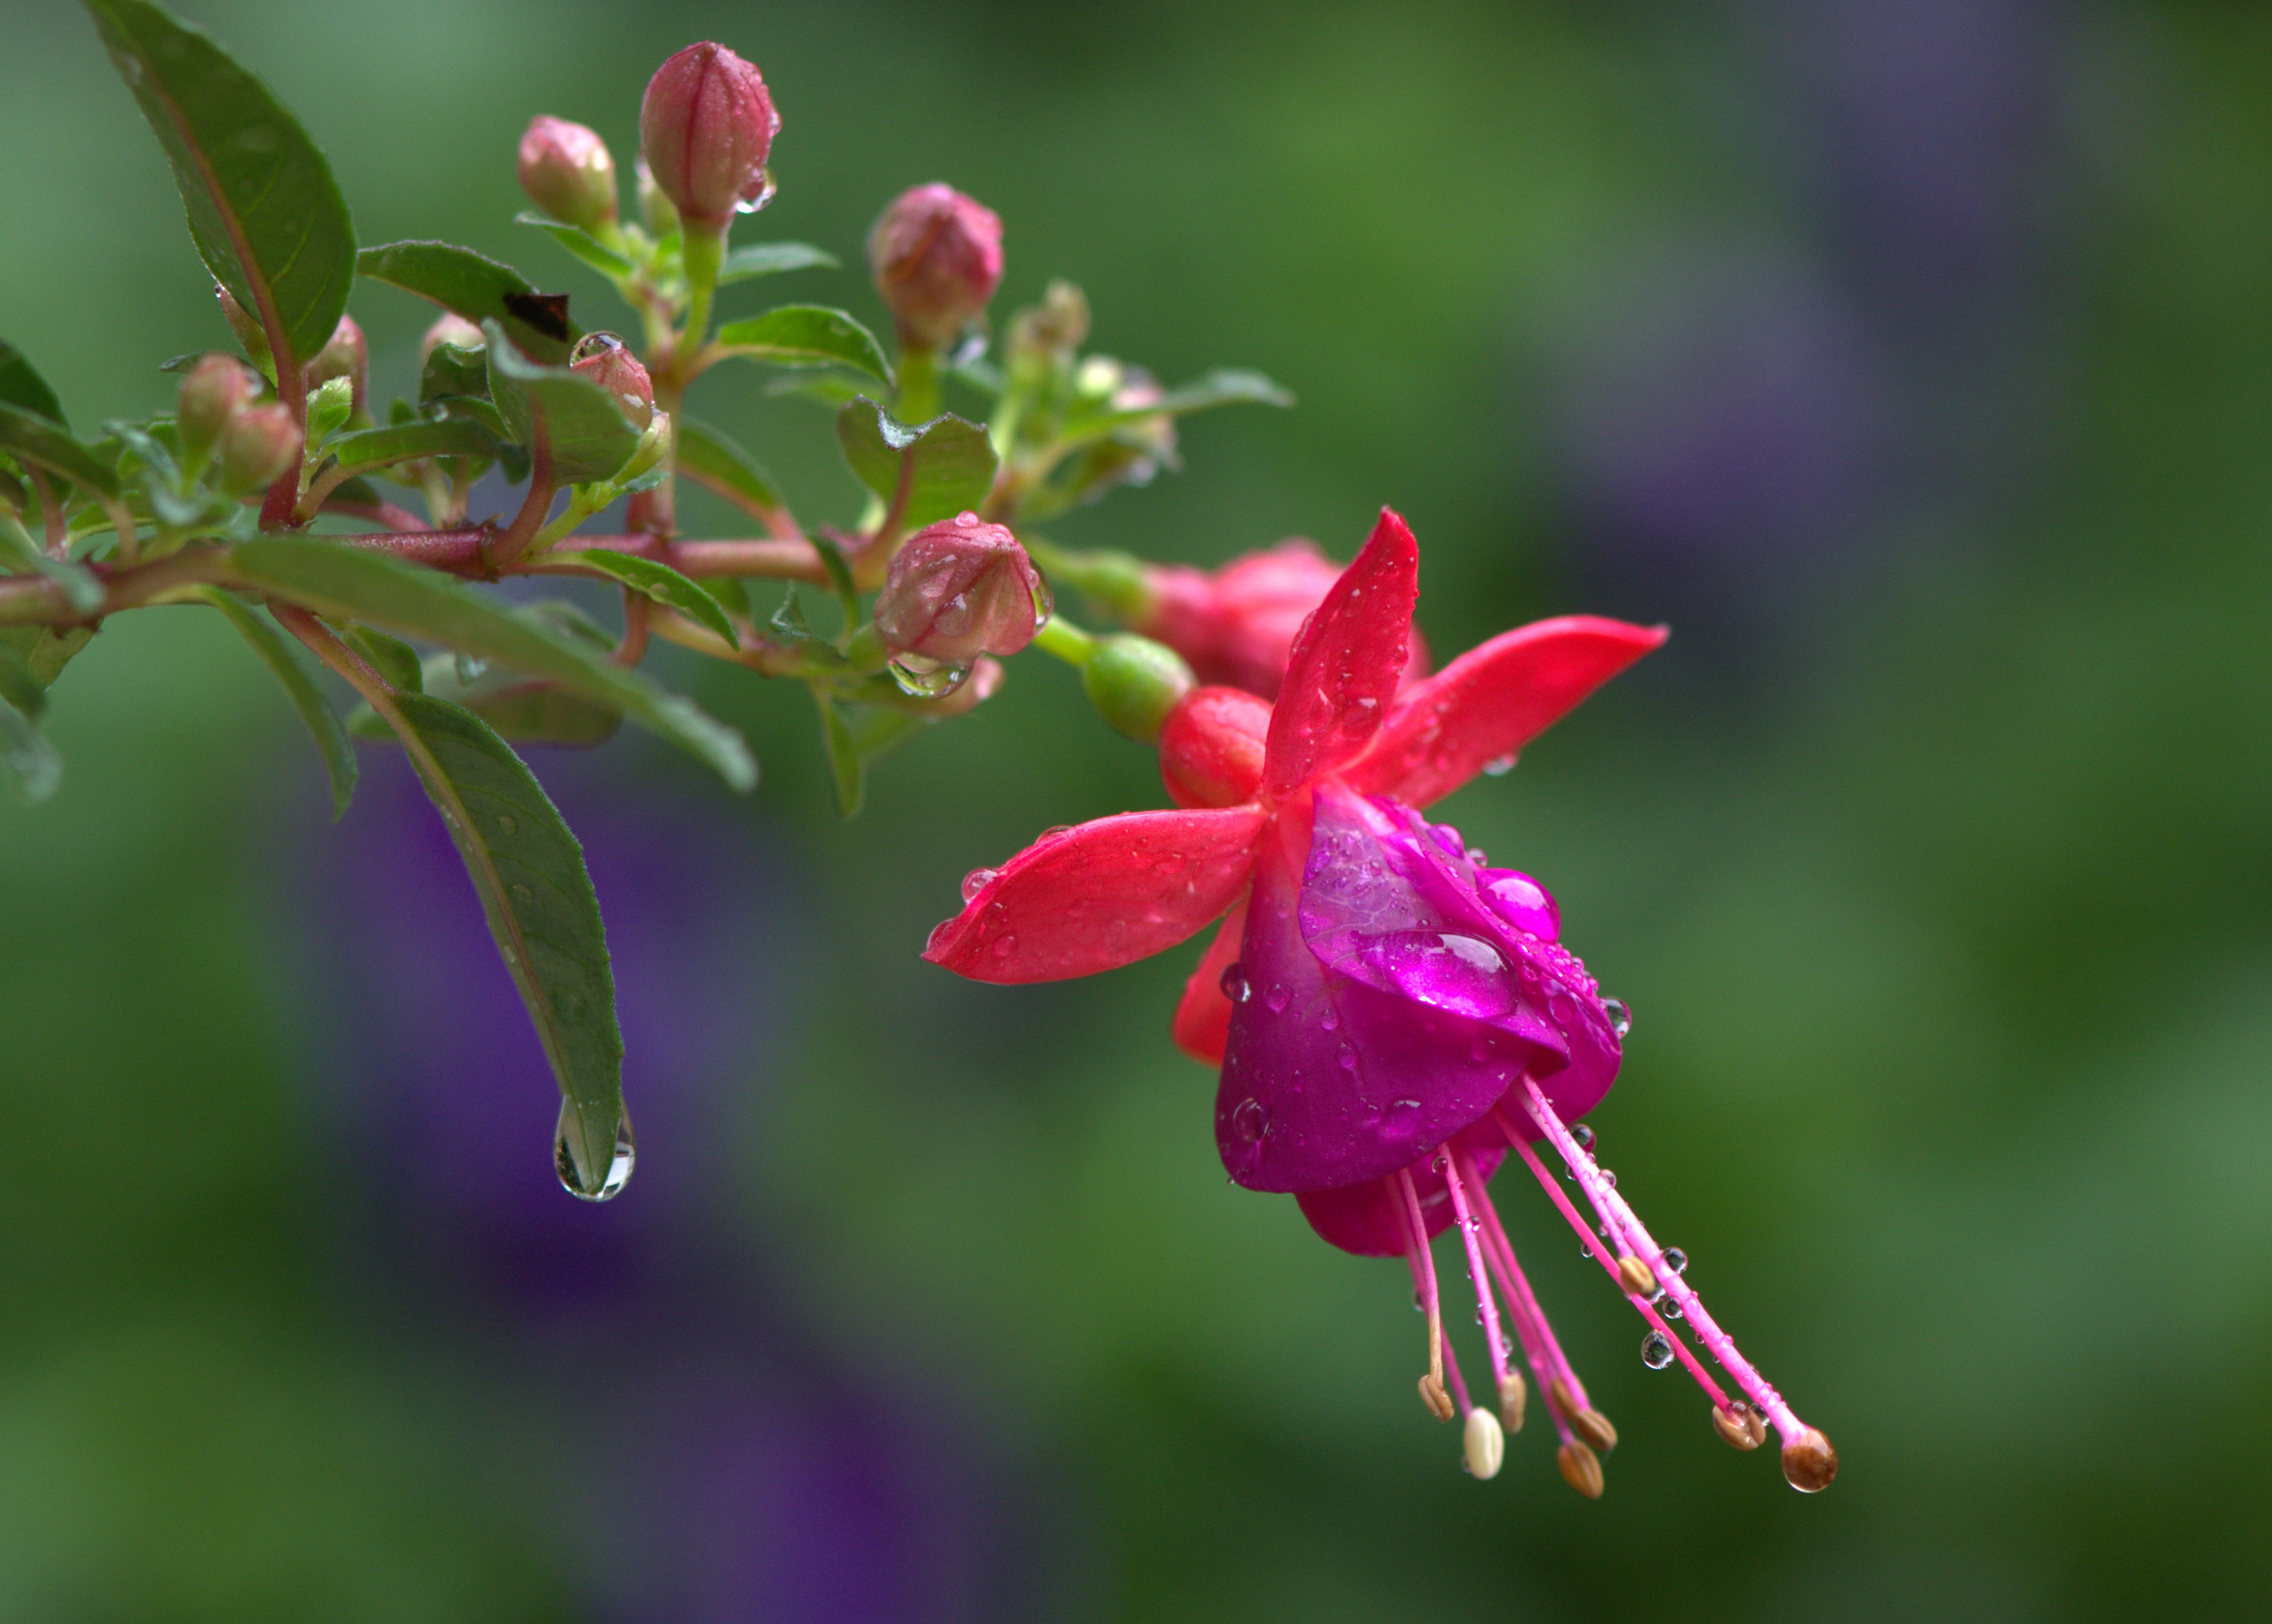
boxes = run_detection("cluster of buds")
[175,352,299,495]
[867,184,1004,351]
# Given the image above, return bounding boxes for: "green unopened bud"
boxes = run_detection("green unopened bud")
[615,409,672,486]
[1081,632,1195,742]
[175,353,263,472]
[216,401,303,496]
[303,314,368,417]
[305,375,354,447]
[518,115,618,234]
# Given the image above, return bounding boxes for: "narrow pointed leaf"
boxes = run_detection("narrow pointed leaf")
[675,417,783,521]
[481,321,638,484]
[546,549,737,646]
[816,692,863,817]
[514,211,635,278]
[717,242,837,284]
[0,521,104,615]
[357,241,579,365]
[380,691,625,1194]
[85,0,355,368]
[194,587,355,819]
[344,623,423,692]
[324,417,501,477]
[715,306,890,384]
[0,342,66,427]
[0,694,61,804]
[835,397,997,533]
[1065,369,1294,443]
[229,537,755,790]
[0,405,122,500]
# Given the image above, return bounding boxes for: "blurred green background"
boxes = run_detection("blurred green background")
[4,0,2270,1617]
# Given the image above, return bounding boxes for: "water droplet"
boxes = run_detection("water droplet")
[1571,1124,1596,1155]
[494,813,518,836]
[1603,997,1632,1039]
[1482,752,1517,776]
[1264,983,1291,1013]
[554,1098,635,1201]
[1659,1295,1683,1320]
[1230,1097,1269,1142]
[509,883,534,905]
[1320,1007,1339,1031]
[456,653,489,684]
[1336,1042,1357,1070]
[1219,962,1251,1003]
[1641,1330,1675,1370]
[1599,1169,1617,1188]
[960,867,999,903]
[1660,1247,1688,1276]
[992,934,1016,959]
[888,654,971,698]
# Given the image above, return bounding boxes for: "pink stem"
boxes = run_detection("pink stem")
[1396,1167,1445,1392]
[1437,1143,1513,1393]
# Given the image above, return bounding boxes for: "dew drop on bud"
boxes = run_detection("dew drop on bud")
[1603,996,1632,1039]
[1482,752,1517,776]
[1219,962,1252,1003]
[553,1097,635,1202]
[955,510,980,526]
[887,654,972,698]
[960,867,998,903]
[1264,983,1291,1013]
[1641,1329,1675,1370]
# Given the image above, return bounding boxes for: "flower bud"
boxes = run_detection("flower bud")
[638,42,780,229]
[215,401,303,495]
[1157,685,1269,809]
[421,313,486,360]
[174,353,262,471]
[873,513,1045,665]
[1082,632,1195,743]
[302,314,367,416]
[568,332,655,432]
[518,115,618,233]
[867,184,1004,350]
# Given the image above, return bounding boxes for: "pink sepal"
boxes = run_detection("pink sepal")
[1171,893,1249,1064]
[1260,508,1418,800]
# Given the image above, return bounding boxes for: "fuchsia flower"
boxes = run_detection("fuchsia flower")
[926,508,1837,1496]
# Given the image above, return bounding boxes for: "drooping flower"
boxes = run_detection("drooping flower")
[925,508,1837,1495]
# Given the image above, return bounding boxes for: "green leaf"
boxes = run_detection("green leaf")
[811,532,860,634]
[0,641,45,721]
[715,306,890,384]
[430,672,621,747]
[514,211,635,278]
[835,397,998,533]
[357,241,580,366]
[306,376,354,446]
[675,417,783,521]
[0,404,122,500]
[0,693,61,804]
[0,520,105,615]
[815,692,863,817]
[703,574,751,618]
[84,0,355,368]
[0,342,66,427]
[0,626,94,692]
[344,623,423,693]
[419,340,492,405]
[546,550,737,647]
[1066,368,1294,440]
[766,373,869,410]
[716,242,838,285]
[480,321,639,486]
[325,417,501,477]
[379,691,626,1196]
[229,537,755,791]
[193,587,356,819]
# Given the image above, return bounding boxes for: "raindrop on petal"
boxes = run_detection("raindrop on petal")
[1603,997,1632,1039]
[1220,962,1252,1003]
[1230,1097,1269,1142]
[960,867,999,903]
[1482,753,1517,776]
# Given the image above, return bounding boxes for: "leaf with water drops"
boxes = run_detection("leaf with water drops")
[713,306,890,384]
[377,690,627,1199]
[194,587,357,820]
[357,241,581,366]
[835,396,998,536]
[85,0,357,370]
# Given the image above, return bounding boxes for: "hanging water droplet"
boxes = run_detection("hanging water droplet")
[1230,1097,1269,1143]
[1659,1295,1683,1321]
[553,1098,635,1201]
[1599,1169,1616,1188]
[1265,983,1291,1013]
[456,653,489,684]
[887,653,971,698]
[1571,1124,1596,1155]
[960,867,998,903]
[992,934,1017,959]
[1603,997,1631,1039]
[1482,753,1517,777]
[1219,962,1252,1003]
[1640,1330,1675,1370]
[1660,1246,1688,1276]
[494,812,518,836]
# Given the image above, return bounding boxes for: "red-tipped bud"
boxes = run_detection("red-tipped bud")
[867,184,1004,350]
[1158,686,1270,809]
[873,513,1045,665]
[303,314,368,415]
[421,313,486,360]
[518,115,618,233]
[1138,540,1432,701]
[638,42,780,229]
[174,353,263,469]
[568,333,655,432]
[215,401,303,495]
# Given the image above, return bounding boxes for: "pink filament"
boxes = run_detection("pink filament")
[1435,1143,1513,1393]
[1396,1166,1445,1385]
[1513,1076,1811,1444]
[1450,1142,1582,1445]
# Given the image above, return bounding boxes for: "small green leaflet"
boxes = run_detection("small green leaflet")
[84,0,356,369]
[0,404,122,501]
[481,321,640,485]
[514,211,635,278]
[544,550,738,646]
[0,341,66,426]
[835,397,998,535]
[357,241,581,366]
[379,691,627,1197]
[716,242,839,285]
[714,306,891,384]
[0,693,61,804]
[324,417,502,478]
[194,587,357,820]
[675,418,784,523]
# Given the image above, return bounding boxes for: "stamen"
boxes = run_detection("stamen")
[1450,1142,1580,1448]
[1515,1076,1835,1488]
[1713,1401,1765,1452]
[1436,1143,1513,1395]
[1396,1167,1453,1423]
[1617,1255,1655,1297]
[1557,1440,1605,1499]
[1499,1370,1527,1433]
[1551,1375,1618,1453]
[1463,1407,1506,1480]
[1440,1328,1475,1418]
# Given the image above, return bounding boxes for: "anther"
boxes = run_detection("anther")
[1781,1427,1838,1493]
[1712,1403,1762,1452]
[1556,1440,1605,1499]
[1550,1375,1618,1452]
[1498,1372,1526,1434]
[1419,1372,1455,1423]
[1616,1255,1655,1297]
[1463,1408,1505,1480]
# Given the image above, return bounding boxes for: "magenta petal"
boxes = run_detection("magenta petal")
[1294,1139,1510,1257]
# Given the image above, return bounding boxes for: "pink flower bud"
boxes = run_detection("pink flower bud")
[421,313,486,360]
[517,115,618,233]
[867,184,1004,349]
[174,353,262,468]
[568,332,654,432]
[873,513,1045,664]
[638,42,780,229]
[302,314,368,415]
[215,401,303,495]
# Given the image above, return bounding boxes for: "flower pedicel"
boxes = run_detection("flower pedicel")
[925,510,1836,1496]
